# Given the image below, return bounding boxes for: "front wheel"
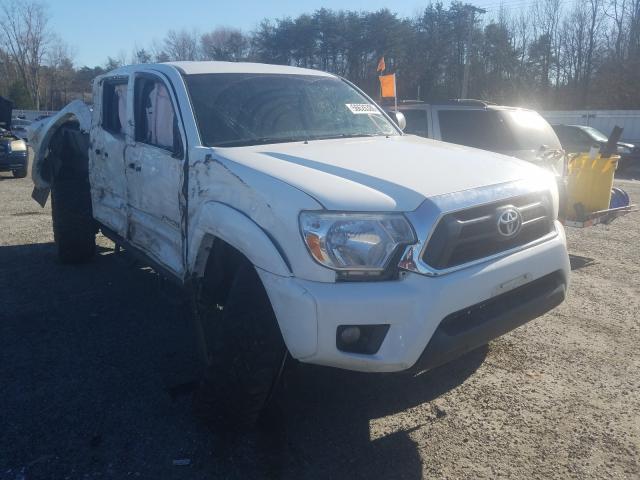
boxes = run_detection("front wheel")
[193,261,287,430]
[51,177,96,264]
[12,167,27,178]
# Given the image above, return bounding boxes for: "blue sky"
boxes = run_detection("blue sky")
[48,0,510,67]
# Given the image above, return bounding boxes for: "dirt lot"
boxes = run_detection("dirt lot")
[1,167,639,479]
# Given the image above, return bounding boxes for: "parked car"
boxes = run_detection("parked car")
[0,96,28,178]
[30,62,569,430]
[384,99,566,177]
[10,118,31,141]
[552,124,639,170]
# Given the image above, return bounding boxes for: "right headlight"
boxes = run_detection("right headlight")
[299,211,416,277]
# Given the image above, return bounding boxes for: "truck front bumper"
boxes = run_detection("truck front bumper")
[258,221,570,373]
[0,151,28,171]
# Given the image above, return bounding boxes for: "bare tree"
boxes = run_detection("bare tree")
[560,2,589,106]
[530,0,562,91]
[201,27,248,61]
[629,0,640,55]
[164,29,199,61]
[131,46,152,64]
[583,0,605,103]
[605,0,628,58]
[0,0,51,109]
[512,9,531,83]
[43,37,74,109]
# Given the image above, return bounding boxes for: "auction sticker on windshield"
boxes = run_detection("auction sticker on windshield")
[346,104,381,114]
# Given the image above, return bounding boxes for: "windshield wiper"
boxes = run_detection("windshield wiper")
[211,133,391,147]
[212,136,308,148]
[310,133,388,141]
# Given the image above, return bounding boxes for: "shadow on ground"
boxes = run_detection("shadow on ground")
[569,253,596,271]
[0,241,486,480]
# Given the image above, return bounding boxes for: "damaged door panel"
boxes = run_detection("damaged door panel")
[124,72,186,276]
[90,77,130,238]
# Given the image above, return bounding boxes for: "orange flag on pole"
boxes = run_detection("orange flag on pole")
[379,73,396,98]
[376,56,386,73]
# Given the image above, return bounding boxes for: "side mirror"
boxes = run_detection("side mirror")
[392,111,406,131]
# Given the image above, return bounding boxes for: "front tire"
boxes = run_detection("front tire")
[51,177,96,264]
[12,167,27,178]
[193,261,287,430]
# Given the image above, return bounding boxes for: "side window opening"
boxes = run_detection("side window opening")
[438,109,516,151]
[102,80,128,135]
[402,109,428,137]
[134,77,181,155]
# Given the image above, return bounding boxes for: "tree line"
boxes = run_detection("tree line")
[1,0,640,111]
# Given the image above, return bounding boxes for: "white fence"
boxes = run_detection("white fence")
[542,110,640,143]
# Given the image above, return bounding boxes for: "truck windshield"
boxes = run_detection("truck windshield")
[185,73,398,147]
[438,109,561,152]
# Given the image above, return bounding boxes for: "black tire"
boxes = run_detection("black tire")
[12,167,27,178]
[51,177,96,264]
[193,261,287,431]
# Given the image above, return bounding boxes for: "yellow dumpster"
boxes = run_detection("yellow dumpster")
[565,153,618,220]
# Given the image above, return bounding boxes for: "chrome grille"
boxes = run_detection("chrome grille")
[422,193,554,270]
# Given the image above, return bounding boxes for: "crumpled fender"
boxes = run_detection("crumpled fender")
[189,201,292,278]
[30,100,92,192]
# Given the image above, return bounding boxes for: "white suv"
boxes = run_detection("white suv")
[31,62,570,429]
[387,99,566,177]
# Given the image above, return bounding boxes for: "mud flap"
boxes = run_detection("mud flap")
[32,186,51,208]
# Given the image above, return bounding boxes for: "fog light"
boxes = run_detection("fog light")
[336,324,390,354]
[340,326,361,344]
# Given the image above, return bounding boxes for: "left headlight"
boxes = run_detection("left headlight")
[300,211,416,277]
[10,139,26,152]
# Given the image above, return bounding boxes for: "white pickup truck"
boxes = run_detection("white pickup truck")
[31,61,570,429]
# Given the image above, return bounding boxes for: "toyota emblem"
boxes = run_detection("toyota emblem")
[497,207,522,238]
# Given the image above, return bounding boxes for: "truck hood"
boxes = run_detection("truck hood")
[216,135,548,212]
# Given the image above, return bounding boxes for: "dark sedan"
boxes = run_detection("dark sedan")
[0,128,28,178]
[10,118,31,141]
[0,96,28,178]
[552,124,639,171]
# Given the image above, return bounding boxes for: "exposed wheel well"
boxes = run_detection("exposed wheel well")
[43,120,90,183]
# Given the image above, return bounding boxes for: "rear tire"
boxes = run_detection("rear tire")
[193,261,287,431]
[51,177,96,264]
[12,167,27,178]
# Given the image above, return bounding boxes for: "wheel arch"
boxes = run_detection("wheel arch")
[31,101,92,202]
[191,207,319,360]
[189,202,292,280]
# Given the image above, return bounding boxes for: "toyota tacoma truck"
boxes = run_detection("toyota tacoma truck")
[30,61,570,429]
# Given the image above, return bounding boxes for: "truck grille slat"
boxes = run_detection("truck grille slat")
[522,216,547,226]
[458,215,493,225]
[422,193,554,270]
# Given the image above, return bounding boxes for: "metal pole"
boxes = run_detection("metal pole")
[460,6,485,99]
[394,73,398,112]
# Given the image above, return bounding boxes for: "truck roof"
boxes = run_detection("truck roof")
[164,61,334,77]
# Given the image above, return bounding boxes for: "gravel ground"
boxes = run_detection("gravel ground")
[0,164,638,479]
